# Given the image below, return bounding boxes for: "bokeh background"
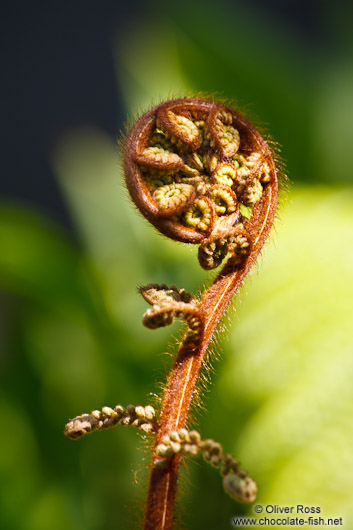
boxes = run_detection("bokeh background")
[1,1,353,529]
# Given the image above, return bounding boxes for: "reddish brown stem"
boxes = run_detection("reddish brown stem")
[143,181,277,530]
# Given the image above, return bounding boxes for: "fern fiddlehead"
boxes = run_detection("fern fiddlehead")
[123,97,279,530]
[65,96,279,530]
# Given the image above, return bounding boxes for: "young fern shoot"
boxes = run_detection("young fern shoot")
[65,96,279,530]
[124,97,278,530]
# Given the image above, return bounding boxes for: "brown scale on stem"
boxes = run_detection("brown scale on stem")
[123,97,279,530]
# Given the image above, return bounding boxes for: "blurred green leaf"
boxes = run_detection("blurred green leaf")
[0,203,99,316]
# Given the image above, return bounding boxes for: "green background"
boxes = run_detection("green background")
[1,1,353,528]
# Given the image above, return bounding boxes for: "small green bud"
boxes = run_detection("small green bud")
[223,473,257,503]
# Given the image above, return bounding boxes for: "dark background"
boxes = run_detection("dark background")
[2,0,349,230]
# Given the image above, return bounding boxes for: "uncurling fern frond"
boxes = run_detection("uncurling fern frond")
[65,96,280,530]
